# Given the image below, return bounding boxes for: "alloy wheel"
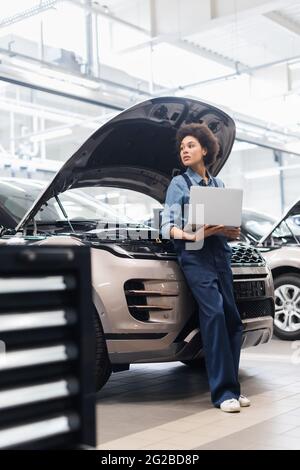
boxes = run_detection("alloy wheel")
[274,284,300,333]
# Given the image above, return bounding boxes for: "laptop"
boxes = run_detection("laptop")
[184,186,243,231]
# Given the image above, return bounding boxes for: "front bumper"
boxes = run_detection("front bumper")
[89,243,275,365]
[109,315,274,364]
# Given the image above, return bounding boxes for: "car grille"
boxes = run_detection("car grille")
[234,280,266,299]
[237,298,275,320]
[0,246,95,450]
[231,245,265,266]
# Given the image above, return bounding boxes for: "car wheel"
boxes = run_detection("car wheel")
[181,357,206,369]
[273,273,300,340]
[93,310,112,391]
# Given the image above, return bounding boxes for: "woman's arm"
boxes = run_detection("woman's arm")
[170,225,225,241]
[170,226,195,241]
[160,178,185,239]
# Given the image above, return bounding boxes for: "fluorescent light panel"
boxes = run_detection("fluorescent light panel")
[9,56,101,89]
[0,181,26,193]
[0,309,77,332]
[0,378,79,410]
[0,414,80,448]
[30,128,73,142]
[0,344,78,370]
[0,276,70,294]
[244,163,300,179]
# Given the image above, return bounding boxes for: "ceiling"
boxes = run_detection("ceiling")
[1,0,300,162]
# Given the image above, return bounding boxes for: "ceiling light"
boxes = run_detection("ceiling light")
[244,163,300,180]
[41,68,101,89]
[0,157,62,173]
[30,128,72,142]
[8,180,44,189]
[7,57,101,89]
[0,181,26,193]
[0,97,82,125]
[244,168,280,179]
[232,141,258,152]
[288,61,300,70]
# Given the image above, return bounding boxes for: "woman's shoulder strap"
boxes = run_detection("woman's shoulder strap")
[181,173,193,190]
[212,176,225,188]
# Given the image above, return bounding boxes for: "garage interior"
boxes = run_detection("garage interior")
[0,0,300,451]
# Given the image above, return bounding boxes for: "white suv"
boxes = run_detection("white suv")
[1,97,275,390]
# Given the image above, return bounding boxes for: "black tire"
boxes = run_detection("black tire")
[273,273,300,341]
[93,310,112,391]
[181,357,206,369]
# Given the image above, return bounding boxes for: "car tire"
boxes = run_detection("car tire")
[273,273,300,341]
[93,310,112,391]
[181,357,206,369]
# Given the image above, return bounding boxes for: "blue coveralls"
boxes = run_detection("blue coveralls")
[161,168,243,407]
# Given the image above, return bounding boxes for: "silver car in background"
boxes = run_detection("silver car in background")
[241,202,300,340]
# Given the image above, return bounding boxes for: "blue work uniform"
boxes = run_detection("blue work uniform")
[161,167,243,407]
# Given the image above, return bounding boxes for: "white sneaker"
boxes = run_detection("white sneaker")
[220,398,240,413]
[239,395,251,407]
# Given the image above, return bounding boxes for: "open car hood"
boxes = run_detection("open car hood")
[259,199,300,244]
[17,97,235,230]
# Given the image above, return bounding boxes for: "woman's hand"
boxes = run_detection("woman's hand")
[171,225,237,242]
[196,224,225,241]
[219,227,241,240]
[186,224,224,242]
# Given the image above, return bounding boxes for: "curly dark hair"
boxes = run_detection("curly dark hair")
[176,123,220,167]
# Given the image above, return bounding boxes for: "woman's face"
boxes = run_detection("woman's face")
[179,135,207,167]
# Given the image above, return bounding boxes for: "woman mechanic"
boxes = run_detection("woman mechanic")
[161,123,250,413]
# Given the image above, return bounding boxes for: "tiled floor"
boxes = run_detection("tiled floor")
[97,337,300,450]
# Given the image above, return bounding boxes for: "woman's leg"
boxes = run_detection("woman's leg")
[218,270,244,383]
[179,256,240,406]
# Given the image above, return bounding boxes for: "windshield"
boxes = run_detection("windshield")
[37,186,162,228]
[276,217,300,240]
[242,212,276,240]
[0,178,162,234]
[242,210,300,242]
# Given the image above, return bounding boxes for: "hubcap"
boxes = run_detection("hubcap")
[274,284,300,333]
